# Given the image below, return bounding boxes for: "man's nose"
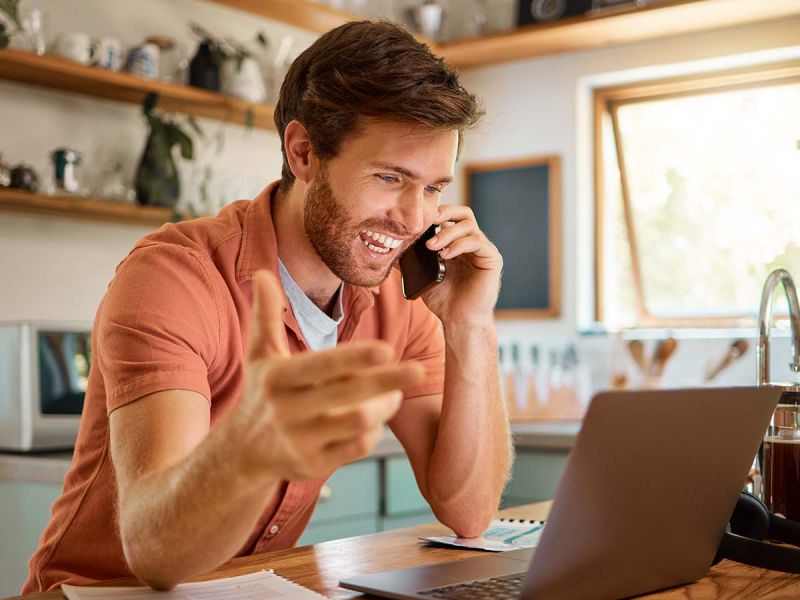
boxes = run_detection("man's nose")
[388,186,426,236]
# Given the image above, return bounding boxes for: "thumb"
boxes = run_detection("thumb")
[248,269,291,362]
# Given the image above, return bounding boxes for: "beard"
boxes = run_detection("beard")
[303,165,411,288]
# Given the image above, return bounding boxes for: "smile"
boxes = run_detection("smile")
[359,230,403,254]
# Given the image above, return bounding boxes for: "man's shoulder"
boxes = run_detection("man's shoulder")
[136,199,253,261]
[107,199,256,299]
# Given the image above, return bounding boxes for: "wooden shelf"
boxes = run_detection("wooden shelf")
[210,0,354,34]
[210,0,800,69]
[207,0,434,45]
[0,48,275,129]
[0,188,180,226]
[437,0,800,68]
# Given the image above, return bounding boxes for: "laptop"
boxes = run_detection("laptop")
[339,386,781,600]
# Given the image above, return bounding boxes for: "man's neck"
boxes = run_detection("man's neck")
[272,184,342,314]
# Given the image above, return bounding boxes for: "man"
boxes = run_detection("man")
[24,20,510,592]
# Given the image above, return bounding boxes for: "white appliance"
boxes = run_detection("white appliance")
[0,321,91,451]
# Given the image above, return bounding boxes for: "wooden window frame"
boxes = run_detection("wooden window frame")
[464,155,562,319]
[593,59,800,327]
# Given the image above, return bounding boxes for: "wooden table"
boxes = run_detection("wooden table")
[8,502,800,599]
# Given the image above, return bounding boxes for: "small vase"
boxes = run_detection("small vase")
[135,129,180,207]
[189,41,220,91]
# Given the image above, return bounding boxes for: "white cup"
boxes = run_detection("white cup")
[93,37,124,71]
[53,32,92,64]
[221,57,266,104]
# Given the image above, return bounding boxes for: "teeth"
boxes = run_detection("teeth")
[360,230,402,249]
[367,243,390,254]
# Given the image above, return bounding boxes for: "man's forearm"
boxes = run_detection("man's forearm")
[426,322,511,537]
[119,416,278,589]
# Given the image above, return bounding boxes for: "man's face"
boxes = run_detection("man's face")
[303,120,458,288]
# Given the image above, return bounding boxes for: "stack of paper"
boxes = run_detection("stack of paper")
[61,570,325,599]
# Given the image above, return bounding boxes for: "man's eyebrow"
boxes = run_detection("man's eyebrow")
[370,162,453,184]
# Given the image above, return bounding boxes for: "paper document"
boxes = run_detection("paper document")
[61,570,325,600]
[421,518,545,552]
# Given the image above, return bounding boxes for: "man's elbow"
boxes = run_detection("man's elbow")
[442,513,493,539]
[125,553,181,590]
[433,503,494,539]
[121,530,181,590]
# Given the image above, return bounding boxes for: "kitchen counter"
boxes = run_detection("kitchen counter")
[510,420,581,450]
[0,452,72,484]
[0,420,580,484]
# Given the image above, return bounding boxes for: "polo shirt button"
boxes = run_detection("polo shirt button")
[269,524,280,535]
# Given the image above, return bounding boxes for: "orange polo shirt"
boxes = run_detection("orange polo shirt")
[24,182,445,593]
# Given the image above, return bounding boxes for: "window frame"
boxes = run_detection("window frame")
[593,59,800,327]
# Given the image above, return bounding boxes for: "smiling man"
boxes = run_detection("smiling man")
[24,20,510,593]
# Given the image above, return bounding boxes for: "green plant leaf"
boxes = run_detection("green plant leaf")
[166,124,194,160]
[186,116,204,139]
[0,0,22,29]
[214,129,226,154]
[142,92,159,116]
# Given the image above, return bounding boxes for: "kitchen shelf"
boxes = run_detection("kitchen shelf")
[0,188,181,226]
[207,0,434,44]
[0,48,275,130]
[210,0,354,34]
[210,0,800,69]
[436,0,800,68]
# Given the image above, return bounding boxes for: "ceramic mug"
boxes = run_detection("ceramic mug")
[53,32,92,64]
[221,57,266,104]
[125,43,160,79]
[93,37,124,71]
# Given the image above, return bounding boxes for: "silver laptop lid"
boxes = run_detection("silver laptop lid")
[522,386,781,599]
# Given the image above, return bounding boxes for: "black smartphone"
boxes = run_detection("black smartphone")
[400,224,446,300]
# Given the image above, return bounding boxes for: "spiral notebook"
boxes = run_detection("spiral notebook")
[420,518,545,552]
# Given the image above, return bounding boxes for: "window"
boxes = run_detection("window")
[595,61,800,329]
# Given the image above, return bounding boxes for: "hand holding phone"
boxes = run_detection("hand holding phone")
[399,225,446,300]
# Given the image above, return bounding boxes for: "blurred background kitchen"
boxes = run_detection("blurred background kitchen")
[1,0,799,595]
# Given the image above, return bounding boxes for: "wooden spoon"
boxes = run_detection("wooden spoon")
[650,338,678,377]
[628,340,649,375]
[704,339,749,382]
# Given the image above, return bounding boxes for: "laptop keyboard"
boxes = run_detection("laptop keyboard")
[418,573,524,599]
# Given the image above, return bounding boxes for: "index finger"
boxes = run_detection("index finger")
[434,204,476,225]
[263,340,397,391]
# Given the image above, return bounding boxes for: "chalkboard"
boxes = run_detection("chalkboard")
[465,156,561,318]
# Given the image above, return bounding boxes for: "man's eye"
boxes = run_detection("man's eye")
[425,185,443,194]
[376,174,399,184]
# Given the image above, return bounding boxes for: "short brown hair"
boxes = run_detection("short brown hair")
[274,20,483,191]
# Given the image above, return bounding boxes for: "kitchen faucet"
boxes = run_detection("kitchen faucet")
[757,268,800,386]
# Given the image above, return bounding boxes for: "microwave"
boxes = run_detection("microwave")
[0,321,91,451]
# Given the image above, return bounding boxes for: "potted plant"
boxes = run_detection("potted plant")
[134,92,202,209]
[0,0,21,49]
[189,22,269,103]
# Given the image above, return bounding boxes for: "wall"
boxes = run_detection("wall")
[455,16,800,337]
[3,6,800,385]
[0,0,316,322]
[450,16,800,393]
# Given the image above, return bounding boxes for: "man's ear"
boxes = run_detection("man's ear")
[283,120,316,185]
